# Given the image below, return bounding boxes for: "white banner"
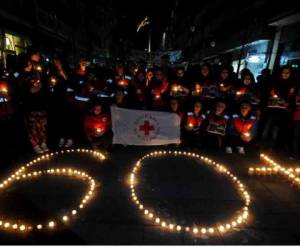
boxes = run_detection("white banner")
[111,106,181,146]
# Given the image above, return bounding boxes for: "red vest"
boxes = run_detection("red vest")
[186,112,205,128]
[84,114,111,139]
[232,114,256,134]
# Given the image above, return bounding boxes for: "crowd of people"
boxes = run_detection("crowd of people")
[0,47,299,160]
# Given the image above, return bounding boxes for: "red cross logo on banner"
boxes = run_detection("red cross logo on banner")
[139,120,154,136]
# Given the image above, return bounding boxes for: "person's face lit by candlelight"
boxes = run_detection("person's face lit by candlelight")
[220,69,229,81]
[170,99,179,112]
[216,102,226,115]
[93,105,102,116]
[193,102,202,115]
[281,68,291,81]
[240,102,251,117]
[146,71,154,81]
[200,65,209,78]
[176,68,185,78]
[243,74,252,86]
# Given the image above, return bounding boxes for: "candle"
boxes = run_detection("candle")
[172,85,179,92]
[0,85,8,94]
[188,122,194,128]
[36,65,42,72]
[118,79,129,87]
[243,132,250,137]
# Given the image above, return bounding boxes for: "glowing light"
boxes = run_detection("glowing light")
[0,148,104,233]
[48,221,55,228]
[129,150,251,238]
[62,216,69,222]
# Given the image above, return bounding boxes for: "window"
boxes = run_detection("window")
[4,33,31,55]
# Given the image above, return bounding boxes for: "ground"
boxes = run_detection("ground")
[0,146,299,245]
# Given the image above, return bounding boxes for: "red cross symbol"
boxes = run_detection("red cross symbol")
[139,120,154,136]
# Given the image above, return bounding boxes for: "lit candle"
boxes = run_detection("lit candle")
[172,85,179,93]
[243,132,250,137]
[0,85,8,94]
[36,65,42,72]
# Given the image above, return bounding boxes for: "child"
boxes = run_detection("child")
[84,102,111,150]
[183,101,206,149]
[167,98,184,121]
[204,100,229,151]
[21,56,49,154]
[226,101,257,154]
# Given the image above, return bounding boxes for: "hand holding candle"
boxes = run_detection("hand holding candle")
[242,132,251,142]
[95,126,104,137]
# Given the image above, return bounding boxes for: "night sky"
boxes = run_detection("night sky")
[112,0,176,50]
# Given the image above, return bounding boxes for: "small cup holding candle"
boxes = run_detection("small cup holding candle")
[95,127,104,137]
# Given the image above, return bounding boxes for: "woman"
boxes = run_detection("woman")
[261,66,296,151]
[20,54,49,154]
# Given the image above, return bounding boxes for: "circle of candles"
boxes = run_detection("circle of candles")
[129,150,251,238]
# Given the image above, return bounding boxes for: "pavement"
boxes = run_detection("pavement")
[0,145,299,245]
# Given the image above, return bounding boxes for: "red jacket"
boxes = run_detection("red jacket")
[185,112,206,130]
[84,114,111,141]
[231,114,257,138]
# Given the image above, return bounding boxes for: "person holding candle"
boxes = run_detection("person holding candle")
[150,68,169,110]
[169,67,190,98]
[225,101,258,154]
[131,69,147,109]
[20,54,49,154]
[203,100,229,151]
[235,71,260,109]
[111,62,132,91]
[84,101,111,150]
[182,101,206,149]
[45,55,73,149]
[261,65,296,151]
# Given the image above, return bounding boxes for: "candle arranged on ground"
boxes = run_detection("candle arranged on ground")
[129,150,251,238]
[248,154,300,188]
[0,148,106,233]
